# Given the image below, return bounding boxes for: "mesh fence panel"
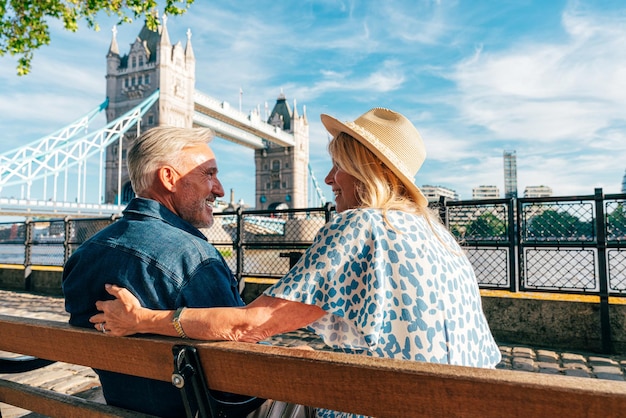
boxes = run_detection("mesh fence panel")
[67,218,117,244]
[30,220,65,266]
[242,248,294,277]
[64,218,118,261]
[523,248,597,291]
[0,222,27,264]
[465,247,510,288]
[522,201,594,242]
[608,249,626,292]
[200,215,237,245]
[30,245,65,266]
[242,211,326,244]
[0,222,26,243]
[448,204,509,242]
[606,200,626,242]
[238,210,325,278]
[215,244,237,275]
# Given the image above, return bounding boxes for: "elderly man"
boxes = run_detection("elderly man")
[62,126,249,417]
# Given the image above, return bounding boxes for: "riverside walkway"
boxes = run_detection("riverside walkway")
[1,289,626,418]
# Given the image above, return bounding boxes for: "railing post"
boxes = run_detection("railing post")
[508,197,517,292]
[23,219,33,291]
[63,216,71,265]
[235,206,244,288]
[516,198,524,292]
[594,187,612,354]
[438,196,449,227]
[324,201,334,223]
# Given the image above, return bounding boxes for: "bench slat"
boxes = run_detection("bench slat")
[0,378,159,418]
[195,342,626,417]
[2,314,626,418]
[0,314,175,381]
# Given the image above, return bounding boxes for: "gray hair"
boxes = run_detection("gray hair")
[127,126,215,196]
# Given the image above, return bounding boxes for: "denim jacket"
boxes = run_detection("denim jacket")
[62,197,244,417]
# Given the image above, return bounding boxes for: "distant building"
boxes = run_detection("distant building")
[622,170,626,193]
[472,185,499,200]
[503,150,518,199]
[421,185,458,203]
[524,185,553,198]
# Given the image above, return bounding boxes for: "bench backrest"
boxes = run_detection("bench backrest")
[2,314,626,418]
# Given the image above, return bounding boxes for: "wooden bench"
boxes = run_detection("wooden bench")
[2,313,626,418]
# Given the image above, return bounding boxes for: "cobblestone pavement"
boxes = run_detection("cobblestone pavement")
[1,289,626,417]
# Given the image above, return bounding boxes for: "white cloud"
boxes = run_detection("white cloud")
[2,0,625,205]
[450,4,626,145]
[375,0,452,45]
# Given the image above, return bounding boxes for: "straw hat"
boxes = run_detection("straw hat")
[320,107,428,207]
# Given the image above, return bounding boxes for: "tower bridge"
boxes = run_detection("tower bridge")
[193,90,296,149]
[0,16,324,218]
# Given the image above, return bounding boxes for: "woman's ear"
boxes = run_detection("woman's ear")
[157,166,178,192]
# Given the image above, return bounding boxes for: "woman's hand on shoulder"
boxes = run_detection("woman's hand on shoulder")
[89,284,147,337]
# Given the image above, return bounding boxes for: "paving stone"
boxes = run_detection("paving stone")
[561,352,587,362]
[499,346,513,355]
[562,362,590,372]
[591,365,623,375]
[536,361,561,370]
[588,356,619,366]
[536,350,559,363]
[538,366,562,374]
[512,346,535,359]
[563,368,592,378]
[512,357,537,372]
[594,373,625,381]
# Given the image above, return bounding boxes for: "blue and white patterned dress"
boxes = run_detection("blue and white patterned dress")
[264,209,501,418]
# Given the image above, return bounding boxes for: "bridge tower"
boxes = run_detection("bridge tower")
[254,93,309,210]
[104,16,195,204]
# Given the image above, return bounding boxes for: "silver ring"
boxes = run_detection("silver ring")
[100,322,107,333]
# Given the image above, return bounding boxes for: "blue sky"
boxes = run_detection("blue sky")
[1,0,626,208]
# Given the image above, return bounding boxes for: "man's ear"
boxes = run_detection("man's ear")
[157,166,178,192]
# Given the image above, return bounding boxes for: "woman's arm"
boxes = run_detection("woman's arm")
[90,284,326,342]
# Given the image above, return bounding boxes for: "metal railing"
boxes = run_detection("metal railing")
[436,188,626,298]
[1,189,624,298]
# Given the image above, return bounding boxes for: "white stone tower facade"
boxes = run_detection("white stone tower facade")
[254,93,309,210]
[104,16,195,204]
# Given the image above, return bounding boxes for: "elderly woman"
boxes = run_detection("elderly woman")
[91,108,501,418]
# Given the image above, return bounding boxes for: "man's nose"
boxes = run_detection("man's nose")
[213,178,225,197]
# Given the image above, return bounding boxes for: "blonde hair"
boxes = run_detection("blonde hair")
[328,132,435,214]
[327,130,452,247]
[329,132,463,258]
[127,126,215,196]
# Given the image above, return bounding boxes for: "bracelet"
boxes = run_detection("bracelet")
[172,307,188,339]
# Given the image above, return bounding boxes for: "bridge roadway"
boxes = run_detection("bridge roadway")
[1,289,626,417]
[193,90,295,149]
[0,198,125,218]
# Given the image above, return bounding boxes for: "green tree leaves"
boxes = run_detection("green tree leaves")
[0,0,194,75]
